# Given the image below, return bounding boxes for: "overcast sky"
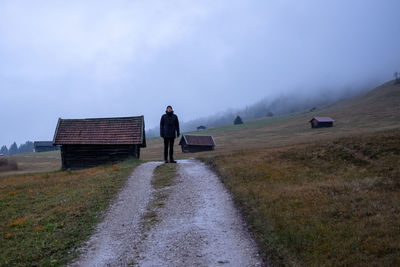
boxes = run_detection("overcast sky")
[1,0,399,146]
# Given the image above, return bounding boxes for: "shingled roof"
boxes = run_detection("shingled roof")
[53,116,146,146]
[179,135,216,146]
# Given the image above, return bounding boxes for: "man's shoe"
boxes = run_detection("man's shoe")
[170,160,177,163]
[164,160,169,163]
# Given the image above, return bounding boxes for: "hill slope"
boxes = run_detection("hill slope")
[142,80,400,160]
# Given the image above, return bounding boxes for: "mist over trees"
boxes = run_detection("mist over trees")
[0,141,34,155]
[146,87,366,137]
[395,72,400,84]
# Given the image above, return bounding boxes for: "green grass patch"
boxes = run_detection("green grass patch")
[141,163,177,233]
[203,129,400,266]
[184,113,308,136]
[151,163,177,189]
[0,158,141,266]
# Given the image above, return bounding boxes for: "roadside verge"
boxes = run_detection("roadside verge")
[0,158,141,266]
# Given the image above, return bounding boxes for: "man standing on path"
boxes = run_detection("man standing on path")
[160,105,180,163]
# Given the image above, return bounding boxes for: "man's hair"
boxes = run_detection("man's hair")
[166,105,173,110]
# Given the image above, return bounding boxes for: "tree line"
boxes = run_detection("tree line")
[0,141,34,155]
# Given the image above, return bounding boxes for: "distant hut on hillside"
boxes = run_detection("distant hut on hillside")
[179,135,215,153]
[34,141,60,152]
[53,116,146,170]
[197,125,207,130]
[309,117,334,128]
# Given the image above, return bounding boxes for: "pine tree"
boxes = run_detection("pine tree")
[8,142,18,155]
[0,145,8,155]
[234,115,243,125]
[18,141,34,153]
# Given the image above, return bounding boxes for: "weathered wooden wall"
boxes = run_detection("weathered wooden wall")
[181,145,214,153]
[35,146,60,153]
[60,144,140,169]
[311,121,333,128]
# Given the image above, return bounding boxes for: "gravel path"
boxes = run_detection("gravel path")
[71,159,264,267]
[70,162,162,266]
[136,159,263,267]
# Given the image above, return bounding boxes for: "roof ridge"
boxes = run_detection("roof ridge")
[59,115,144,121]
[53,116,145,145]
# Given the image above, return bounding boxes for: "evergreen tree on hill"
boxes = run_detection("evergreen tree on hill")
[234,115,243,125]
[0,145,8,155]
[8,142,18,155]
[18,141,34,153]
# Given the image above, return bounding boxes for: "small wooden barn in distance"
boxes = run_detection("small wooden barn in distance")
[179,134,216,153]
[309,117,334,128]
[53,116,146,170]
[34,141,60,152]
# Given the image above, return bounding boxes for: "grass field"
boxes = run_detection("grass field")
[0,80,399,266]
[202,129,400,266]
[0,151,61,177]
[141,81,400,161]
[0,158,141,266]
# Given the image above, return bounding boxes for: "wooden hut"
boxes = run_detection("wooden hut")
[53,116,146,170]
[179,134,215,153]
[34,141,60,152]
[309,117,334,128]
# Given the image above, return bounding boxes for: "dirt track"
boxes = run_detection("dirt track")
[71,160,263,267]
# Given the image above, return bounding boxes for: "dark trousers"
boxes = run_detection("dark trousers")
[163,137,175,161]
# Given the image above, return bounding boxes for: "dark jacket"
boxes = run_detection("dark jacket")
[160,112,180,138]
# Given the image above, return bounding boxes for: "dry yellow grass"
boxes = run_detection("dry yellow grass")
[203,129,400,266]
[8,217,27,227]
[0,150,61,177]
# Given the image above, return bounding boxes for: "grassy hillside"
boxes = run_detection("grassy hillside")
[143,80,400,265]
[142,80,400,160]
[203,129,400,266]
